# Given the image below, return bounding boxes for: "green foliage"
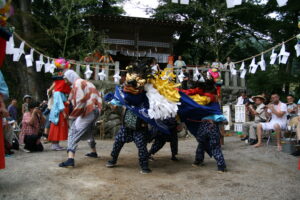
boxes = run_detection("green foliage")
[28,0,124,59]
[152,0,300,96]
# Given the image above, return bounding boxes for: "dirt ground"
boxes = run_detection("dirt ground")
[0,136,299,200]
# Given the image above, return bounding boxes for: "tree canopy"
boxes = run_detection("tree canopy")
[151,0,300,97]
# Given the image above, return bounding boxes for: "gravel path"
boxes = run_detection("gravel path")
[0,136,299,200]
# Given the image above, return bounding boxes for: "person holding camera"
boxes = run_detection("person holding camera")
[21,102,45,152]
[241,95,267,145]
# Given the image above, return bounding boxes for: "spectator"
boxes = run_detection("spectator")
[241,95,267,145]
[7,99,17,121]
[223,57,234,70]
[236,91,249,105]
[174,56,186,69]
[286,95,298,120]
[254,94,287,151]
[150,58,160,74]
[22,95,32,114]
[212,58,224,69]
[21,102,45,153]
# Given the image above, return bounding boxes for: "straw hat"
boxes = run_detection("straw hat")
[252,95,266,101]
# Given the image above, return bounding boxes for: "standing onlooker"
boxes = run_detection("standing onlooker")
[22,95,32,114]
[212,58,224,69]
[254,94,287,151]
[174,56,186,69]
[223,57,235,70]
[286,94,298,120]
[150,58,160,74]
[7,99,17,121]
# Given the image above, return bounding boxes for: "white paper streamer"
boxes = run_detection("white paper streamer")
[144,84,179,120]
[84,65,93,80]
[98,69,106,81]
[6,36,15,55]
[278,43,290,64]
[25,49,34,67]
[193,67,200,81]
[113,71,121,84]
[258,54,266,71]
[35,54,44,72]
[13,41,25,62]
[270,49,278,65]
[49,60,56,74]
[249,58,258,74]
[44,58,51,73]
[178,70,185,83]
[240,69,247,79]
[239,62,245,70]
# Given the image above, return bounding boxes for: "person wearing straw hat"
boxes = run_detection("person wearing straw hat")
[241,95,267,145]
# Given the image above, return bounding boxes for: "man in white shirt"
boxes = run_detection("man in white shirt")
[236,91,248,105]
[254,94,287,151]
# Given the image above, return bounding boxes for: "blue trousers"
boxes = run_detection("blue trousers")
[110,127,149,169]
[149,131,178,157]
[186,121,226,168]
